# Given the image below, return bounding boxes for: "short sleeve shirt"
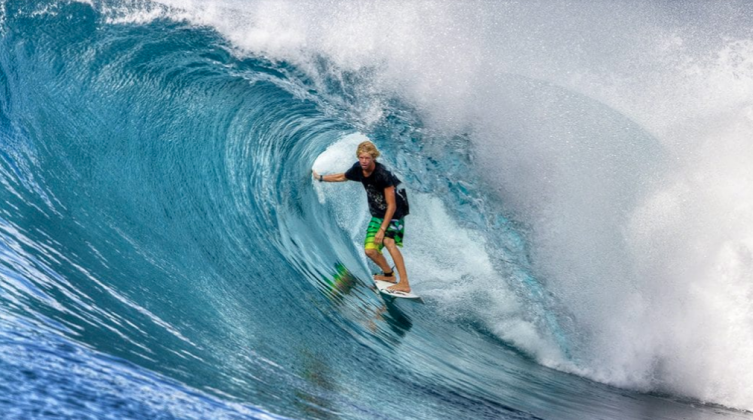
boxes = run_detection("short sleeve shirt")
[345,162,405,219]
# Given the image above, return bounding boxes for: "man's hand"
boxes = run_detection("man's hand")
[374,228,385,245]
[312,169,320,179]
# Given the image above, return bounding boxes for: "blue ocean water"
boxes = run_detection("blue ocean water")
[2,1,753,419]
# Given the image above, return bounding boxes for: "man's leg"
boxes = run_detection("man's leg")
[364,217,397,283]
[365,248,396,283]
[383,237,411,293]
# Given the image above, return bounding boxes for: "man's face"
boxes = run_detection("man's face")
[358,153,375,170]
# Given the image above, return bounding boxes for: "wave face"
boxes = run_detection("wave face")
[1,1,753,419]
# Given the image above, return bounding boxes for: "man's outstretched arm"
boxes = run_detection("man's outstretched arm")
[312,170,347,182]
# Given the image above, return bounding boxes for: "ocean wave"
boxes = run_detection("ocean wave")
[1,1,753,418]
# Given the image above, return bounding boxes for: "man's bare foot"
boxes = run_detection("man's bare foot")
[387,282,411,293]
[374,271,397,283]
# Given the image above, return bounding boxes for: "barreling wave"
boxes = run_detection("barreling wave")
[1,1,752,419]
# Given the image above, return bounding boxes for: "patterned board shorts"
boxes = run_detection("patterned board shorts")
[364,217,405,252]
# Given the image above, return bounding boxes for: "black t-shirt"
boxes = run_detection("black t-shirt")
[345,162,407,219]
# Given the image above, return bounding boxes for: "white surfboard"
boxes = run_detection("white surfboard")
[374,280,421,300]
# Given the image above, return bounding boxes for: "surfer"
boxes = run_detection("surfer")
[313,141,412,293]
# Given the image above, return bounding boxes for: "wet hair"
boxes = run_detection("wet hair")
[356,141,380,159]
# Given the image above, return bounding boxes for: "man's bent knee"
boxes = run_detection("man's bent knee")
[365,248,381,259]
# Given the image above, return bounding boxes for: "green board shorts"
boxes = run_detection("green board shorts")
[364,217,405,252]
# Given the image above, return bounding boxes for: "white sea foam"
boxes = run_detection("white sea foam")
[105,0,753,410]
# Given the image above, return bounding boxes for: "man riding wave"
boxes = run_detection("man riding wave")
[313,140,412,293]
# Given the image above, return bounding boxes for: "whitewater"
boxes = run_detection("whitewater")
[1,0,752,419]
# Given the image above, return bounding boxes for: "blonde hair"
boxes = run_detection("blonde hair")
[356,141,380,159]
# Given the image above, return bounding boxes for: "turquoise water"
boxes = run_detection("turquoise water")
[1,1,752,419]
